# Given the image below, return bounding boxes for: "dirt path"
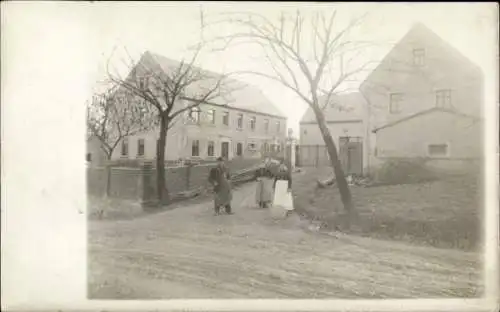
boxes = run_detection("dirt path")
[88,182,482,299]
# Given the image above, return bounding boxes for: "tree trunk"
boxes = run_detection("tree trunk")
[156,115,169,203]
[105,154,112,197]
[311,104,354,213]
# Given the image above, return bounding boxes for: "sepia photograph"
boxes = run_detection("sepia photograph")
[2,1,499,311]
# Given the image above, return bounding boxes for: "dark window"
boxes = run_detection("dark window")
[237,113,243,129]
[86,153,92,162]
[192,140,200,157]
[250,117,256,131]
[413,48,425,67]
[222,111,230,126]
[207,141,214,157]
[189,107,201,123]
[389,93,403,114]
[137,139,145,157]
[121,138,129,156]
[248,142,257,151]
[428,144,448,157]
[207,109,215,124]
[236,143,243,156]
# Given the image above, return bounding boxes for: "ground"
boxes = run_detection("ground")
[292,167,482,251]
[88,182,482,299]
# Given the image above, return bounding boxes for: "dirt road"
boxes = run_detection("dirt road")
[88,182,482,299]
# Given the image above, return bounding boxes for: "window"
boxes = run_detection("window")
[264,119,269,133]
[121,138,129,156]
[237,113,243,129]
[436,89,452,108]
[389,93,403,114]
[207,141,214,157]
[138,77,146,89]
[86,153,92,162]
[428,144,448,157]
[276,144,281,152]
[192,140,200,157]
[207,109,215,124]
[236,143,243,156]
[250,116,256,131]
[412,48,425,67]
[276,121,281,133]
[222,111,230,126]
[137,139,145,157]
[189,107,201,123]
[263,142,269,153]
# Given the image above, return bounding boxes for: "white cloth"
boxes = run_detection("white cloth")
[270,180,294,219]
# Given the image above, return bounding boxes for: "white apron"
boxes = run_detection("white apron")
[270,180,294,219]
[255,177,274,205]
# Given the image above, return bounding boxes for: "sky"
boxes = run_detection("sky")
[65,2,499,135]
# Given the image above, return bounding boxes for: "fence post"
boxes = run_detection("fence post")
[141,161,155,208]
[315,144,319,167]
[186,163,192,191]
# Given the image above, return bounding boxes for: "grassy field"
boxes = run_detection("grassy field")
[292,167,483,251]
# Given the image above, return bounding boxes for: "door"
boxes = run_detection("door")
[236,142,243,157]
[339,137,363,176]
[221,142,229,159]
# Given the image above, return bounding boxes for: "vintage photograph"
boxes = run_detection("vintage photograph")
[85,2,494,300]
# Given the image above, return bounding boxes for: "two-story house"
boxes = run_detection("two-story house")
[360,23,484,172]
[298,23,484,175]
[110,51,287,163]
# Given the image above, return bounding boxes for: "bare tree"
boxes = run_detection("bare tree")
[205,9,378,215]
[86,85,154,196]
[106,42,235,204]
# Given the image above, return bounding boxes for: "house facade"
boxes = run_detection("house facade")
[360,23,484,172]
[109,51,287,163]
[299,92,368,175]
[298,23,484,175]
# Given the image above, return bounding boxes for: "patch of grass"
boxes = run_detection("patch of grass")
[373,158,438,185]
[292,167,483,251]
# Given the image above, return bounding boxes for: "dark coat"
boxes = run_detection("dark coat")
[208,166,231,192]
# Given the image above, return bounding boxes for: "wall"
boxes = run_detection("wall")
[299,121,368,173]
[86,137,108,167]
[375,111,483,160]
[109,103,288,162]
[359,25,484,174]
[87,157,262,204]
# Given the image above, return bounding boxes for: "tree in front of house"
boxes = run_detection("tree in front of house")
[86,85,154,196]
[107,44,237,204]
[205,8,379,218]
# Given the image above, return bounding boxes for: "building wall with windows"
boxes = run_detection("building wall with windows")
[374,109,482,160]
[179,103,287,160]
[108,51,288,163]
[111,102,287,162]
[360,23,484,171]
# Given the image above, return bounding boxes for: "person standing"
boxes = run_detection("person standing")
[271,159,294,218]
[254,157,274,208]
[208,157,233,215]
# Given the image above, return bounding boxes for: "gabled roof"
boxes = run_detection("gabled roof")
[300,92,365,124]
[361,22,483,90]
[372,107,481,133]
[140,51,286,119]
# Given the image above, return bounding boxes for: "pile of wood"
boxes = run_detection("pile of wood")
[316,175,374,188]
